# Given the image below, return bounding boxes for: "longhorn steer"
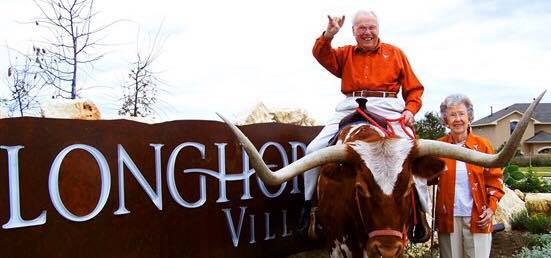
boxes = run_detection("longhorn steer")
[218,91,545,258]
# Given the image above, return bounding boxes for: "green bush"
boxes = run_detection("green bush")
[517,241,551,258]
[511,211,551,234]
[525,234,551,249]
[511,210,530,231]
[510,155,551,167]
[526,214,551,235]
[504,166,551,193]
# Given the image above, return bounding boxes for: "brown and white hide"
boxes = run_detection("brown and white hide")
[316,124,444,258]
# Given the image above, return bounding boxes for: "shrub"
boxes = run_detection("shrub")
[511,211,551,234]
[526,214,551,235]
[525,234,551,249]
[511,210,530,231]
[516,241,551,258]
[510,155,551,167]
[504,166,551,193]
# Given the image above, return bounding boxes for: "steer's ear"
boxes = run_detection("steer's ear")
[411,156,445,180]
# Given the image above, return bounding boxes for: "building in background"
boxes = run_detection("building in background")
[472,103,551,155]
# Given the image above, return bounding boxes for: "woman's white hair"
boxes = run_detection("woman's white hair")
[439,94,475,125]
[353,10,378,25]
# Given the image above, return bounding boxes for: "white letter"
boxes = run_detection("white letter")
[249,214,256,244]
[115,144,163,215]
[222,206,247,247]
[281,209,292,237]
[289,142,307,194]
[1,146,47,229]
[167,142,207,208]
[49,144,110,222]
[264,212,276,240]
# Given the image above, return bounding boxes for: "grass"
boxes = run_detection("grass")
[519,167,551,177]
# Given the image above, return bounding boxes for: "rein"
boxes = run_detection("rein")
[354,107,416,140]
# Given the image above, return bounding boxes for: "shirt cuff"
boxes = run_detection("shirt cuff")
[320,31,334,40]
[404,103,421,115]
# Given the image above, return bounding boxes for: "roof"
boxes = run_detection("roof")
[472,103,551,126]
[525,130,551,143]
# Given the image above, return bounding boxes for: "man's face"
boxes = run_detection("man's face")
[353,16,379,51]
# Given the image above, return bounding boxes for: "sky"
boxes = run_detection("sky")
[0,0,550,124]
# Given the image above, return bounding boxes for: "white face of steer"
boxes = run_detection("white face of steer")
[326,124,423,258]
[349,139,414,196]
[339,123,414,196]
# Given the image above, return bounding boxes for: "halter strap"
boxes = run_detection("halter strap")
[368,229,403,238]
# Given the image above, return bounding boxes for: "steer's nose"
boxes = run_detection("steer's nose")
[374,241,403,258]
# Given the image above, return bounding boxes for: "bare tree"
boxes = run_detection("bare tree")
[119,26,166,117]
[4,48,47,116]
[31,0,115,99]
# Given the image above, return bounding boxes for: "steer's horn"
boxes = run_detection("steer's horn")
[415,90,546,167]
[217,113,348,185]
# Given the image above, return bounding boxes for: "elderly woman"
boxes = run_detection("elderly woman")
[435,94,504,258]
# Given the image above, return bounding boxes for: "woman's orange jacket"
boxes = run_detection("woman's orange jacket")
[435,133,505,233]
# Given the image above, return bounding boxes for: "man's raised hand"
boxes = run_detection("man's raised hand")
[324,15,345,38]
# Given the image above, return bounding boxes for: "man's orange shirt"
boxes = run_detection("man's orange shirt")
[313,35,424,114]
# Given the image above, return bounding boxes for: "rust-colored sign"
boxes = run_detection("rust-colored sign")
[0,118,322,258]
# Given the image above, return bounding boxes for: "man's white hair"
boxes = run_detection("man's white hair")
[353,10,378,25]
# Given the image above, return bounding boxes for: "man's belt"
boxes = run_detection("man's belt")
[345,90,397,98]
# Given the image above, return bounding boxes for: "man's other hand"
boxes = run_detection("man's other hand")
[325,15,345,38]
[402,110,414,127]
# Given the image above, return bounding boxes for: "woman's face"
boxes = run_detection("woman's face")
[445,103,470,138]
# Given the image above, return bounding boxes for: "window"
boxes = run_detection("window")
[510,120,518,135]
[538,147,551,154]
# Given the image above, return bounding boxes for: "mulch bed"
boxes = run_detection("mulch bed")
[490,230,530,257]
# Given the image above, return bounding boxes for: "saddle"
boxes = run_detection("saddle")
[328,98,389,145]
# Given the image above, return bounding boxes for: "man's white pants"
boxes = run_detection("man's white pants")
[303,96,431,212]
[438,217,492,258]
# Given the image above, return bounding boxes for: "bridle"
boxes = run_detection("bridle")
[352,106,419,246]
[354,187,410,246]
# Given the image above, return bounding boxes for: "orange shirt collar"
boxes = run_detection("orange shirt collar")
[354,38,381,53]
[442,129,476,149]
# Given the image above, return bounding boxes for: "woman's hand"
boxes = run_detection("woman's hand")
[477,207,494,229]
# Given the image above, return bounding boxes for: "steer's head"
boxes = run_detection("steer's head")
[330,124,443,257]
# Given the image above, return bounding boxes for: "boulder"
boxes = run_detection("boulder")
[236,102,316,126]
[514,189,525,201]
[272,108,316,126]
[236,102,273,125]
[525,193,551,215]
[40,99,101,120]
[493,186,527,231]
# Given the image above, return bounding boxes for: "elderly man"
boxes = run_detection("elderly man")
[300,10,427,236]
